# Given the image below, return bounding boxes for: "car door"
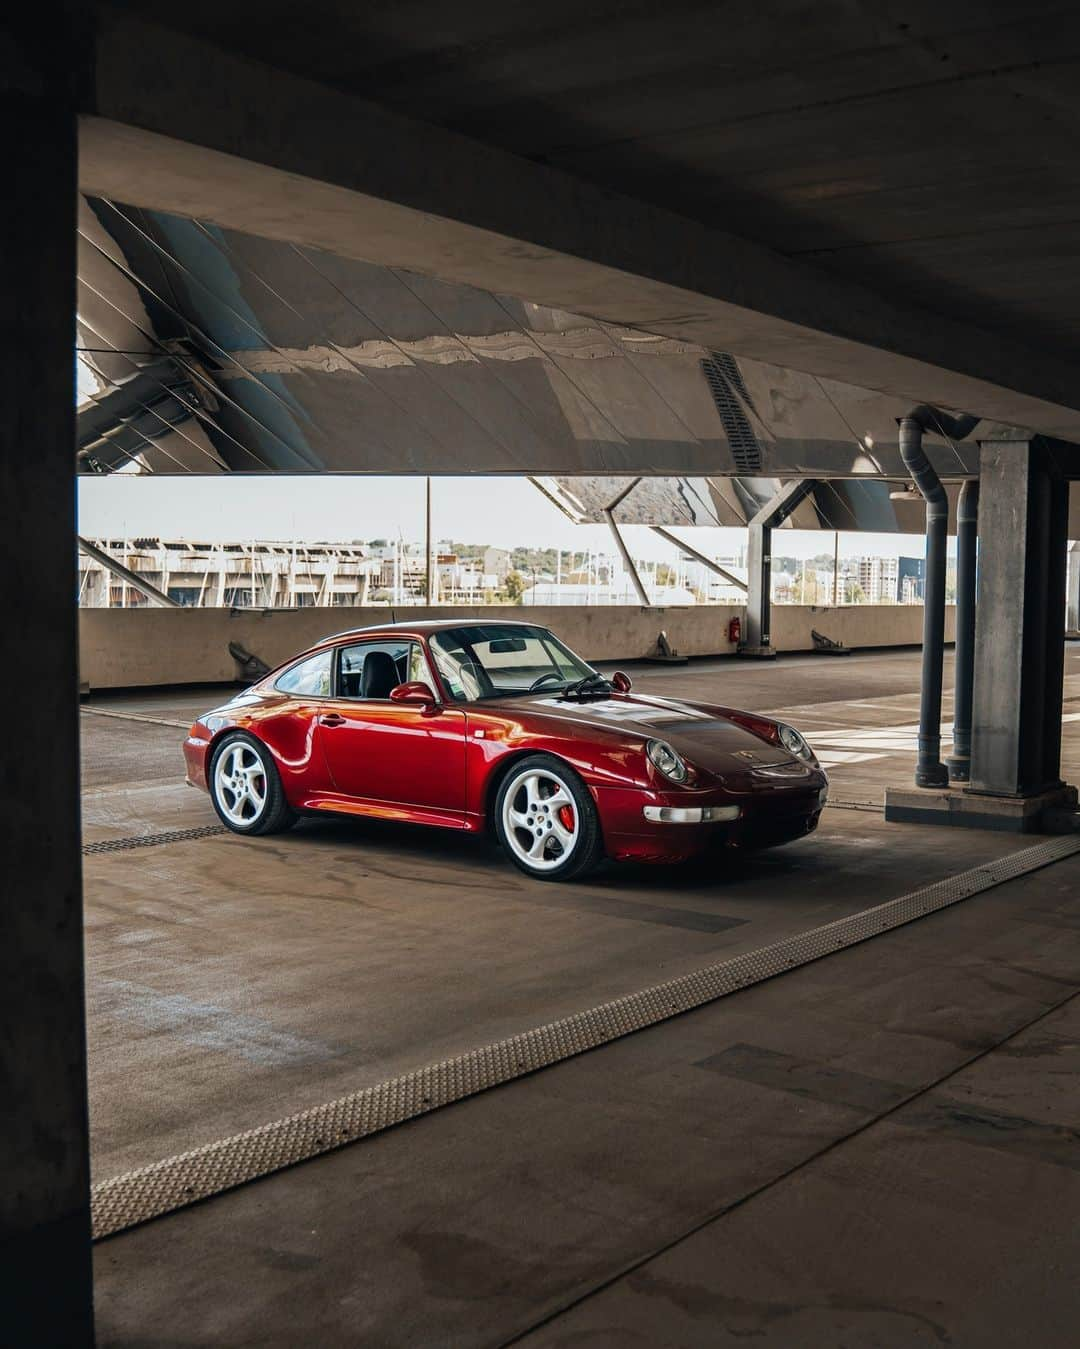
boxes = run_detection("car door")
[316,638,467,821]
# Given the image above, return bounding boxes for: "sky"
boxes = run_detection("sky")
[76,474,935,564]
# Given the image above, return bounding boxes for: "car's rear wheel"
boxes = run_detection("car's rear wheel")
[495,755,603,881]
[209,732,296,836]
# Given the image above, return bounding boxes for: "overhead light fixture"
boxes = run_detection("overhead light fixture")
[863,434,874,449]
[889,481,921,500]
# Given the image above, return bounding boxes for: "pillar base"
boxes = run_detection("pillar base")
[884,784,1077,833]
[735,645,777,660]
[944,754,970,782]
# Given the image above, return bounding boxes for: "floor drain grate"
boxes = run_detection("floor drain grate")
[90,834,1080,1240]
[83,825,227,856]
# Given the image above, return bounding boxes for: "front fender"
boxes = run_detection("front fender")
[464,713,654,820]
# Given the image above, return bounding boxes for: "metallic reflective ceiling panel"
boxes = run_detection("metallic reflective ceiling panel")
[77,196,1021,532]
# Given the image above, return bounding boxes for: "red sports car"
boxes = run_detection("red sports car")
[184,620,828,881]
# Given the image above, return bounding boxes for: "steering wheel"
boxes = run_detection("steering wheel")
[528,671,565,692]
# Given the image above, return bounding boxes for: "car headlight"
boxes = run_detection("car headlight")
[647,738,688,783]
[778,723,816,763]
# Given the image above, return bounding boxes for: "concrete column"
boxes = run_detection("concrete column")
[1067,542,1080,636]
[742,520,774,653]
[739,479,817,657]
[946,480,979,782]
[0,13,94,1344]
[970,438,1068,799]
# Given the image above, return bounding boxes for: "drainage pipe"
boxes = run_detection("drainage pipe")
[946,479,979,782]
[899,407,979,788]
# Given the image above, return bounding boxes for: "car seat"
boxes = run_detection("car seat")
[360,649,400,699]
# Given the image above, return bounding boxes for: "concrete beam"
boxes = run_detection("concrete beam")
[651,528,747,593]
[603,509,650,607]
[81,11,1080,442]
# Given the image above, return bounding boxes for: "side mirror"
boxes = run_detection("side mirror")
[390,680,438,711]
[612,670,633,693]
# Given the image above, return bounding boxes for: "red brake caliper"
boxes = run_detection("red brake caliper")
[558,804,575,832]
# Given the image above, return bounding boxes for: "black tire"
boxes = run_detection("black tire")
[209,731,297,836]
[494,753,604,882]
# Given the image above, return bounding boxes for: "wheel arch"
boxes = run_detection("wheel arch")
[206,723,280,782]
[482,749,542,835]
[482,748,601,837]
[207,722,260,765]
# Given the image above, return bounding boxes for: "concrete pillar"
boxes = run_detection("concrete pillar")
[969,438,1069,799]
[0,13,94,1344]
[1067,542,1080,636]
[945,480,979,782]
[739,479,817,657]
[742,520,774,652]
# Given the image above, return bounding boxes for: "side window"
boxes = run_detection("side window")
[338,641,414,700]
[274,649,332,697]
[408,644,428,683]
[429,640,478,703]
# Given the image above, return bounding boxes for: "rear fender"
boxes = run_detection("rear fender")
[205,706,328,800]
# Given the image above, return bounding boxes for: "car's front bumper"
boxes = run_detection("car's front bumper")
[595,777,828,863]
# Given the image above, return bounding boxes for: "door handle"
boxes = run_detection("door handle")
[319,713,347,727]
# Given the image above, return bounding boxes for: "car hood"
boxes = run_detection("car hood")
[494,692,809,780]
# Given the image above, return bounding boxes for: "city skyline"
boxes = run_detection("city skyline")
[78,473,939,564]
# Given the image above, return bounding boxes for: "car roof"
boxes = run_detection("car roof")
[317,617,541,644]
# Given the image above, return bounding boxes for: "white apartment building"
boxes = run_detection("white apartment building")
[856,555,899,603]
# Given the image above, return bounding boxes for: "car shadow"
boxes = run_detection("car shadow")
[283,812,820,899]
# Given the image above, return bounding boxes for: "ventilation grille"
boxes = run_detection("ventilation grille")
[702,354,762,472]
[712,352,754,409]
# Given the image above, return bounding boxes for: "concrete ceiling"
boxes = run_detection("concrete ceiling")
[102,1,1080,362]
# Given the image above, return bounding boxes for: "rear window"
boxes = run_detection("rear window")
[274,649,332,696]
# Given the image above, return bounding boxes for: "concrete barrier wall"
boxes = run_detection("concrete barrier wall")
[78,603,955,690]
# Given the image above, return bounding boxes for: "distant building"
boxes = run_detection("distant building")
[856,555,899,604]
[78,538,379,608]
[483,546,512,581]
[897,556,925,603]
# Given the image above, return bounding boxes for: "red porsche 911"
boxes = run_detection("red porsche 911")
[184,620,828,881]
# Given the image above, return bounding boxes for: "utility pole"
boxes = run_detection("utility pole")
[425,476,434,605]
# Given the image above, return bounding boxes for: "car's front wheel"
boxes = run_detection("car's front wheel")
[495,755,603,881]
[209,732,296,836]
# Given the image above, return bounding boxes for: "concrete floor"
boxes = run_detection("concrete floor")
[84,646,1080,1346]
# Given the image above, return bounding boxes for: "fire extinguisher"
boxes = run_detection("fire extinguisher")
[728,615,741,644]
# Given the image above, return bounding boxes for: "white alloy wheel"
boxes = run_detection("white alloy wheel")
[213,740,268,827]
[501,766,580,873]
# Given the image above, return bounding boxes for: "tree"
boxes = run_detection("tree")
[503,570,527,603]
[790,574,824,605]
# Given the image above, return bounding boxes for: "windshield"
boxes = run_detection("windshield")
[429,624,595,702]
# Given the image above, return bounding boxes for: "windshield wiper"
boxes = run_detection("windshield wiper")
[562,671,611,700]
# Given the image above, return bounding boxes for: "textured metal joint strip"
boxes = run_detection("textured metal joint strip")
[90,835,1080,1240]
[83,825,227,856]
[80,706,191,729]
